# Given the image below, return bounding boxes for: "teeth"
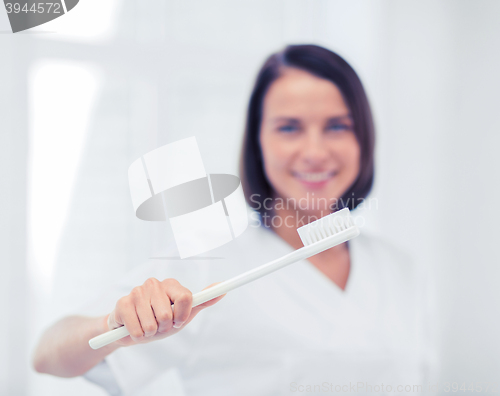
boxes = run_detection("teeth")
[294,171,335,182]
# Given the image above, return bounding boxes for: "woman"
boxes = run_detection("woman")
[33,44,438,395]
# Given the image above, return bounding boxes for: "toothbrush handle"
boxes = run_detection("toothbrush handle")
[88,251,302,350]
[89,226,359,350]
[90,325,130,349]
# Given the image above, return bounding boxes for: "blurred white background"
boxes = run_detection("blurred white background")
[1,0,499,395]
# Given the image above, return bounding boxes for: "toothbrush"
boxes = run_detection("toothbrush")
[89,208,359,349]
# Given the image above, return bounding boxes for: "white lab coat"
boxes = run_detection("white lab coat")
[80,217,439,396]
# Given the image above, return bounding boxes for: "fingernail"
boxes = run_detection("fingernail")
[173,321,184,329]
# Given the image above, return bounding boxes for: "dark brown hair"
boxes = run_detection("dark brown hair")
[239,44,375,218]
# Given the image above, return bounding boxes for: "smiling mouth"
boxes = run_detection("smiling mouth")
[292,170,338,183]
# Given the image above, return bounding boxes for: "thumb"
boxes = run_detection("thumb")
[196,282,226,309]
[179,282,226,328]
[106,311,120,330]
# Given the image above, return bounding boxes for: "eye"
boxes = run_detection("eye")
[278,124,299,133]
[326,123,351,132]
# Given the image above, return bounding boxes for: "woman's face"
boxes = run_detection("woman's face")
[259,68,360,214]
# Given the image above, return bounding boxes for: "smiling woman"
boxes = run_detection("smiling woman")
[240,45,375,223]
[32,44,438,396]
[260,68,361,215]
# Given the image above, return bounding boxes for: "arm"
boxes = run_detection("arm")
[33,314,120,378]
[32,279,224,378]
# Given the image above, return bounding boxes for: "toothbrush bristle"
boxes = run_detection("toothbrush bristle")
[297,208,355,246]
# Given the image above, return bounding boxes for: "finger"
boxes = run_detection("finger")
[115,297,145,342]
[135,296,158,338]
[164,282,193,329]
[151,288,174,333]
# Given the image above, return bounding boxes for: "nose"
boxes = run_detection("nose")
[300,131,329,166]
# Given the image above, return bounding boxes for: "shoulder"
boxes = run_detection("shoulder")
[353,231,415,266]
[351,230,424,289]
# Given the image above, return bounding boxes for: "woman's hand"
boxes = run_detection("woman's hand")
[107,278,225,347]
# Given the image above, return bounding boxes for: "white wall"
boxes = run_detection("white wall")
[435,1,500,384]
[0,1,499,395]
[370,0,500,386]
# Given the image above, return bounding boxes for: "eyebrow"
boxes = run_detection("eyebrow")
[325,115,353,124]
[271,117,301,124]
[271,115,353,124]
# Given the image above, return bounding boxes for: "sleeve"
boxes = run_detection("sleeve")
[83,360,123,396]
[417,262,441,387]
